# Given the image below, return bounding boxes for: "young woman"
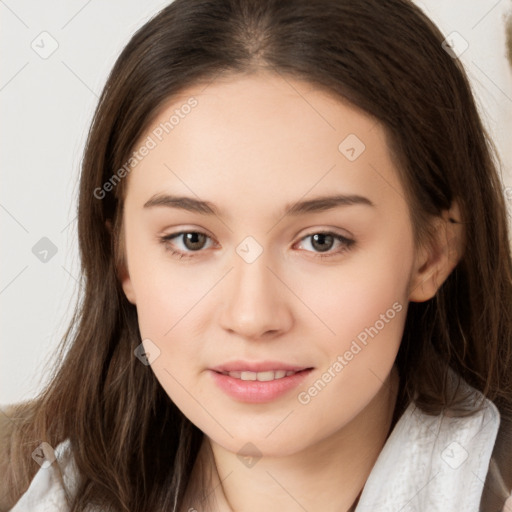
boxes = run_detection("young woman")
[2,0,511,511]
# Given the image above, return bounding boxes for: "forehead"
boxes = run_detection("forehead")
[124,71,407,216]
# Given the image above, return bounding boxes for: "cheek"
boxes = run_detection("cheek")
[127,233,206,338]
[333,268,407,342]
[132,272,206,412]
[296,235,413,394]
[128,253,221,397]
[290,266,409,432]
[301,239,411,339]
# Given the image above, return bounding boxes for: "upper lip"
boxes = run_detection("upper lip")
[210,360,313,373]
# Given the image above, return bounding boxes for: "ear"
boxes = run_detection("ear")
[408,200,464,302]
[105,219,137,305]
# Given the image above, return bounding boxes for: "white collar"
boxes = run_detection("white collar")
[9,437,78,511]
[355,388,500,511]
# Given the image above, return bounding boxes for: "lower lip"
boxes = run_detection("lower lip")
[209,369,313,403]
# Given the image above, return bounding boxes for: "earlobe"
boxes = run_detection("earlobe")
[408,201,464,303]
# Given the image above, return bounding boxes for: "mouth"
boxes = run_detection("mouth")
[213,368,313,382]
[210,360,313,376]
[209,367,314,403]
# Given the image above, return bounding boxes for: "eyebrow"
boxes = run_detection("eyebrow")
[143,193,375,218]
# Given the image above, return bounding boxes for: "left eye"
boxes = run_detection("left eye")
[295,231,355,258]
[159,230,355,260]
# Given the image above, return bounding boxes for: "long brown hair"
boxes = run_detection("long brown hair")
[4,0,512,510]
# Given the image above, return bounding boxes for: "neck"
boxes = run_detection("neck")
[185,366,400,512]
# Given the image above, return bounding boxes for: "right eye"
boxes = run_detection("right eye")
[159,231,215,259]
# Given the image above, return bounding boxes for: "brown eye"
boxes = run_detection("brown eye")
[181,232,208,251]
[296,231,355,259]
[159,231,214,259]
[310,233,335,252]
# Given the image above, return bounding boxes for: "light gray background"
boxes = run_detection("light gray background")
[2,0,512,406]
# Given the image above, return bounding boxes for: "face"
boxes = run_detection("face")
[118,70,423,457]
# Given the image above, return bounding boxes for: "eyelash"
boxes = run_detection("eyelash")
[158,230,355,260]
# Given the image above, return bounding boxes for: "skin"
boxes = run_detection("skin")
[117,70,463,512]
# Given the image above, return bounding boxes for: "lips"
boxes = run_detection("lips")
[209,367,314,403]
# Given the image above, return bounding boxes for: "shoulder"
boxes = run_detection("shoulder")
[8,438,77,512]
[0,401,78,512]
[421,373,512,512]
[357,378,511,512]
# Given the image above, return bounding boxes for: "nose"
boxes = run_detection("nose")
[218,248,293,340]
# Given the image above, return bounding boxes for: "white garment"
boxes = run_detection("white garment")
[9,435,83,511]
[354,395,502,511]
[9,389,509,512]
